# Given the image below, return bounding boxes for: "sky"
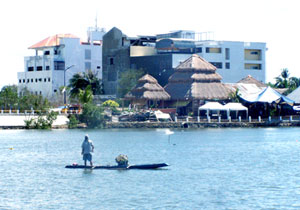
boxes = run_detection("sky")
[0,0,299,89]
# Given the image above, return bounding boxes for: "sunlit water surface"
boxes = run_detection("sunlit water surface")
[1,127,300,209]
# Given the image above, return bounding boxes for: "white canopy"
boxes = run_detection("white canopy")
[198,102,228,111]
[223,102,248,111]
[198,102,228,117]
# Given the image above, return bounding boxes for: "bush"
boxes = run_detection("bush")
[68,115,79,129]
[24,111,58,129]
[102,100,119,108]
[79,103,105,128]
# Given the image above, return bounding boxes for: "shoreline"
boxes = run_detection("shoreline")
[1,121,300,130]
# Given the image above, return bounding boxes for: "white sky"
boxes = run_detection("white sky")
[0,0,299,89]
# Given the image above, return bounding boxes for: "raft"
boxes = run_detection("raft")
[65,163,168,170]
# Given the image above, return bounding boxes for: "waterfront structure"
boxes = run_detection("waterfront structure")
[164,54,233,115]
[17,27,105,100]
[102,28,266,96]
[125,74,170,108]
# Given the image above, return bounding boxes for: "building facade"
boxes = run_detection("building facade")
[17,27,105,100]
[102,29,267,96]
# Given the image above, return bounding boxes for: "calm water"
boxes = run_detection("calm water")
[1,127,300,209]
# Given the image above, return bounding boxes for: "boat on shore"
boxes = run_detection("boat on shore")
[65,163,168,170]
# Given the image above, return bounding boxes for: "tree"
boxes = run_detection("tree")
[0,85,18,109]
[78,85,94,104]
[274,68,290,88]
[68,70,103,98]
[79,103,105,128]
[118,69,145,98]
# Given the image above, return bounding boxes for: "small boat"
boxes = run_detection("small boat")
[65,163,168,170]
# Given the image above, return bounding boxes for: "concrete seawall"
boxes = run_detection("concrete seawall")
[105,121,300,129]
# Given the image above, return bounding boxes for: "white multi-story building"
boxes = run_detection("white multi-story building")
[17,27,105,99]
[168,40,267,83]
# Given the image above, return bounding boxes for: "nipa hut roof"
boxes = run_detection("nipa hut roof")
[165,54,232,100]
[125,74,171,101]
[237,75,266,87]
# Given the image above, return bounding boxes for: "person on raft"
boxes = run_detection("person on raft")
[81,134,94,167]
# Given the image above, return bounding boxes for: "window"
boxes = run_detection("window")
[210,62,223,69]
[19,79,21,83]
[44,51,50,55]
[37,66,43,71]
[110,58,114,65]
[54,61,65,70]
[85,49,91,60]
[48,78,51,82]
[225,48,230,60]
[85,62,91,71]
[251,51,258,55]
[28,67,34,71]
[27,79,29,83]
[196,47,202,53]
[23,79,25,83]
[245,64,262,70]
[54,89,57,93]
[225,62,230,69]
[206,47,222,53]
[39,78,42,82]
[46,66,50,70]
[31,79,33,83]
[44,78,47,82]
[35,79,38,82]
[97,66,101,69]
[40,91,42,95]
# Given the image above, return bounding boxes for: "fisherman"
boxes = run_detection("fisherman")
[81,134,94,167]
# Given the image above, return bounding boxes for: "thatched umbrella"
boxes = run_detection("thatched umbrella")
[125,74,170,108]
[164,54,233,114]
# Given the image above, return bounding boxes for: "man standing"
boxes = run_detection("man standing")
[81,134,94,167]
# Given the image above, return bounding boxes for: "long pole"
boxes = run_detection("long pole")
[63,65,75,106]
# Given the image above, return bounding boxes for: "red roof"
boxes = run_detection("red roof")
[29,34,79,49]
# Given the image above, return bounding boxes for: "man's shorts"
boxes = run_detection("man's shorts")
[83,154,92,161]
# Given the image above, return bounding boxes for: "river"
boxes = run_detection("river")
[1,127,300,209]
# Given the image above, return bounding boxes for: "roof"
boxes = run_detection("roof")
[223,102,248,111]
[237,75,266,87]
[287,86,300,104]
[125,74,171,101]
[29,34,79,49]
[241,86,294,105]
[176,54,217,71]
[198,102,227,110]
[165,54,232,100]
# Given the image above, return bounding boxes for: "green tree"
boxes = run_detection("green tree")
[19,93,50,111]
[102,100,119,108]
[68,70,103,98]
[118,69,145,97]
[79,103,105,128]
[274,68,290,88]
[0,85,18,109]
[78,85,94,104]
[228,88,240,102]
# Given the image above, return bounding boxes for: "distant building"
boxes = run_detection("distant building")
[17,27,105,100]
[102,28,266,97]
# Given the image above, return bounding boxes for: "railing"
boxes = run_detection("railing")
[0,110,81,115]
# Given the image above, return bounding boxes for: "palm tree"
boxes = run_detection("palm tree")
[78,85,94,104]
[274,68,290,88]
[68,70,103,98]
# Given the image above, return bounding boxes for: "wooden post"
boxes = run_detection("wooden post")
[258,116,261,122]
[249,116,251,122]
[269,116,271,122]
[197,116,200,122]
[239,116,241,122]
